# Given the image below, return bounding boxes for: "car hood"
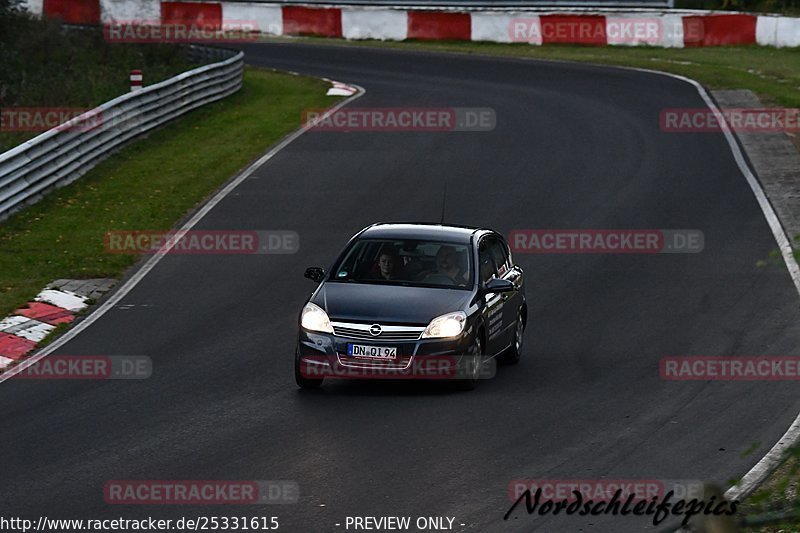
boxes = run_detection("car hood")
[313,282,473,325]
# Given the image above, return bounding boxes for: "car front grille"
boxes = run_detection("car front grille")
[331,322,425,341]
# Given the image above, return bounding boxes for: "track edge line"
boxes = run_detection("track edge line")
[621,65,800,504]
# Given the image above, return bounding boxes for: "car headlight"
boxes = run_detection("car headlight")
[300,302,333,334]
[422,311,467,339]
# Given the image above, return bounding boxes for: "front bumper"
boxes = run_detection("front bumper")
[296,327,474,380]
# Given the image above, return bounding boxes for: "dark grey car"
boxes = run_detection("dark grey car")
[296,223,527,390]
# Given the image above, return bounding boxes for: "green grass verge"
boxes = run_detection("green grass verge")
[740,448,800,531]
[0,67,335,317]
[275,37,800,109]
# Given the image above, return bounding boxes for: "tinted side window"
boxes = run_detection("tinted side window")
[488,238,509,276]
[478,239,497,283]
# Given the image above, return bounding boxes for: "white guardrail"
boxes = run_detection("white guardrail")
[0,46,244,221]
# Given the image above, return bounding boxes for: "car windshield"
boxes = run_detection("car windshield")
[330,239,473,289]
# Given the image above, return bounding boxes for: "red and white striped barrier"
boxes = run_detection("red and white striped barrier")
[326,81,358,96]
[756,15,800,47]
[0,288,89,369]
[99,0,160,23]
[342,8,407,40]
[22,1,800,48]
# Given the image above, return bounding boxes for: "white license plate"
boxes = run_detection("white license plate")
[347,344,397,359]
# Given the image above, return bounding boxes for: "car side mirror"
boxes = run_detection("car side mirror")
[484,278,514,294]
[304,267,325,283]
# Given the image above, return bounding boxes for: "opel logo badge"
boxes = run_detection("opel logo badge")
[369,324,382,336]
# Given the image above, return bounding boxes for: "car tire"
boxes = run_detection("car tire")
[295,352,324,389]
[455,336,482,391]
[500,314,525,365]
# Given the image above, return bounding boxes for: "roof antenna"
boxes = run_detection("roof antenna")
[439,179,447,225]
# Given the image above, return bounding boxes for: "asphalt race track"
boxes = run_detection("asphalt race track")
[3,42,800,532]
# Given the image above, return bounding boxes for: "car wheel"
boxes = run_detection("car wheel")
[501,314,525,365]
[295,352,323,389]
[455,336,482,391]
